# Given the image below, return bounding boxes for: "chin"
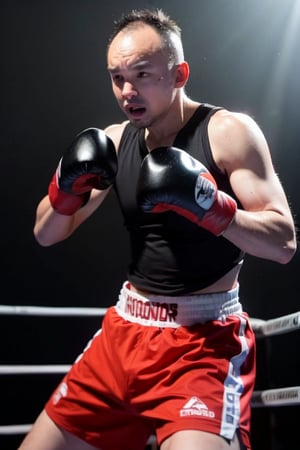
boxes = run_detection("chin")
[129,117,148,128]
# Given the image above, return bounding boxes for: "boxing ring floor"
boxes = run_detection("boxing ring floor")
[1,304,299,449]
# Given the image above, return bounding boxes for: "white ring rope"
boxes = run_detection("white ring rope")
[250,311,300,337]
[1,304,300,337]
[0,304,107,317]
[0,425,32,435]
[1,305,299,437]
[1,386,299,435]
[251,386,300,407]
[0,365,70,375]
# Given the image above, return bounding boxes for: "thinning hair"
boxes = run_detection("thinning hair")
[107,9,184,64]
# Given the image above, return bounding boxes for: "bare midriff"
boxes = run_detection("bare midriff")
[130,261,243,297]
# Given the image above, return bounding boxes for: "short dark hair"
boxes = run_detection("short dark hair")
[107,8,182,51]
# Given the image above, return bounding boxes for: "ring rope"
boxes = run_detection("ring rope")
[0,365,70,375]
[0,424,32,435]
[1,306,299,437]
[1,386,299,436]
[1,304,300,337]
[250,311,300,337]
[0,305,107,317]
[251,386,300,407]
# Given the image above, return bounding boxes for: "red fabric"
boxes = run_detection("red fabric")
[46,306,255,450]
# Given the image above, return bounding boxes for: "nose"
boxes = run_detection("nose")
[122,81,138,99]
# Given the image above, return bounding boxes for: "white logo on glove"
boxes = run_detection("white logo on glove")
[195,171,216,210]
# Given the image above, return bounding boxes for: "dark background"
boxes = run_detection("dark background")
[1,0,299,449]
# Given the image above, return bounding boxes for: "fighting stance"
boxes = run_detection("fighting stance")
[18,8,296,450]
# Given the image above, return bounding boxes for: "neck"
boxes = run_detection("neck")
[145,97,200,150]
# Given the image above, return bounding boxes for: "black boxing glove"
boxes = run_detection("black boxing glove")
[137,146,237,236]
[48,128,118,215]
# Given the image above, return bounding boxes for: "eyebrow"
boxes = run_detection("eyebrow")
[107,60,153,73]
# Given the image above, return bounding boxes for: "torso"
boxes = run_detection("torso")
[109,103,245,296]
[131,262,242,296]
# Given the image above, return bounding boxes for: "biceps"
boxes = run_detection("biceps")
[229,168,290,214]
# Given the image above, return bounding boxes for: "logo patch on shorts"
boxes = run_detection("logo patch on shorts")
[180,396,215,418]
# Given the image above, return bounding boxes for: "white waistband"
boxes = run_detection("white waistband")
[115,281,242,328]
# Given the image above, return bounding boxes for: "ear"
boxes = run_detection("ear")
[175,61,190,87]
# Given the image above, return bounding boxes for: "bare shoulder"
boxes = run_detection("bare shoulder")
[210,109,266,147]
[104,121,129,152]
[208,108,271,171]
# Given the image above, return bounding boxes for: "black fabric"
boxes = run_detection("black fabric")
[113,104,244,295]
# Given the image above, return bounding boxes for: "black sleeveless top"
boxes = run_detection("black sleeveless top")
[113,104,244,295]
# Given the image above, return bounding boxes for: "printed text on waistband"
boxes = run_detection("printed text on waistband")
[125,294,178,323]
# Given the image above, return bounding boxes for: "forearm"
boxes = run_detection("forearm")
[223,209,297,264]
[33,195,78,246]
[34,187,111,247]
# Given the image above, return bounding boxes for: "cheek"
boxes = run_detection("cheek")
[155,79,175,99]
[147,78,174,98]
[111,84,122,102]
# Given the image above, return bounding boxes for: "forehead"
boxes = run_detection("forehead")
[107,24,166,69]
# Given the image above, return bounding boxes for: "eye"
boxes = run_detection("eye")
[137,71,149,78]
[113,74,123,82]
[111,74,125,88]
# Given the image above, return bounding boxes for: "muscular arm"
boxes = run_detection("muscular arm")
[33,188,111,246]
[34,123,126,246]
[210,110,297,263]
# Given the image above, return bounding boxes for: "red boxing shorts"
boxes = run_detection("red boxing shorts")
[45,281,256,450]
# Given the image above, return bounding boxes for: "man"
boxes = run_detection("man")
[18,8,296,450]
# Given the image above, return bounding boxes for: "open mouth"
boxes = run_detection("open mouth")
[128,106,146,116]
